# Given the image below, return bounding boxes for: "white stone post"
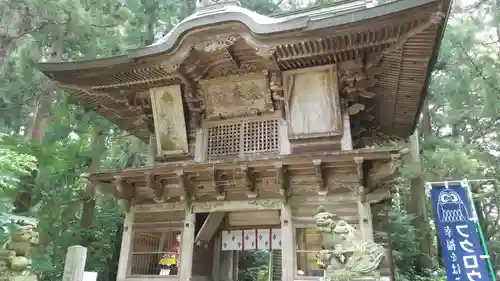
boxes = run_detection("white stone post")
[62,245,88,281]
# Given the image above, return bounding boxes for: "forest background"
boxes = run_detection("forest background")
[0,0,499,280]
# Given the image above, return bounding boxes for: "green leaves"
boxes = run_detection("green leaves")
[0,135,37,194]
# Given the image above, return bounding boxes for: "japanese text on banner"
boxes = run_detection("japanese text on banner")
[430,184,490,281]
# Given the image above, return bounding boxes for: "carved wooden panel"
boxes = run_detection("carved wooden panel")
[228,211,280,227]
[283,65,342,139]
[150,85,189,155]
[193,199,282,213]
[200,72,273,120]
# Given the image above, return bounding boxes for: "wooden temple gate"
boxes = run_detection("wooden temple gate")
[36,0,451,280]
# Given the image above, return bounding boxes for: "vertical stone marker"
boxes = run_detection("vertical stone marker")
[62,245,87,281]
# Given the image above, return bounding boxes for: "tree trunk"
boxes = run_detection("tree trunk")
[13,32,63,214]
[79,123,106,247]
[421,98,432,138]
[407,132,433,271]
[13,92,51,214]
[107,221,124,281]
[0,36,16,77]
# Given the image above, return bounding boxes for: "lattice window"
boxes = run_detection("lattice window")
[207,123,241,157]
[206,118,280,158]
[243,119,280,153]
[130,231,181,276]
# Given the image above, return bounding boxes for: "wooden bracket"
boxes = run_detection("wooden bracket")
[146,172,165,203]
[268,71,284,112]
[114,176,135,200]
[312,159,327,196]
[241,165,257,199]
[114,176,136,212]
[275,162,290,203]
[177,170,192,210]
[222,48,240,69]
[255,47,279,71]
[354,156,364,183]
[209,167,226,200]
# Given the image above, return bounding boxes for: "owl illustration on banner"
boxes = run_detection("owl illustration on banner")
[437,188,469,223]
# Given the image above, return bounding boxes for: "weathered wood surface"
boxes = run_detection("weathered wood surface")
[284,65,342,140]
[150,85,189,156]
[195,212,224,243]
[37,0,450,144]
[93,147,405,203]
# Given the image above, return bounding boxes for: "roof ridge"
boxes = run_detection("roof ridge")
[270,0,368,17]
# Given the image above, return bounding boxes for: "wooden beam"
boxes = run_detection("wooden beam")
[192,199,282,213]
[365,188,391,204]
[92,148,402,178]
[134,201,184,213]
[194,212,225,244]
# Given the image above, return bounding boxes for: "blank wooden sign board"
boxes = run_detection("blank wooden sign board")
[83,272,98,281]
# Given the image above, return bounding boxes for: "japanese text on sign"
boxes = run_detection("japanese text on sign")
[430,184,490,281]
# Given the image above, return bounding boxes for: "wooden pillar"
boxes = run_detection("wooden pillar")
[116,206,135,281]
[281,203,294,281]
[354,157,373,242]
[279,120,291,155]
[232,251,239,281]
[180,211,196,281]
[298,229,307,275]
[212,234,222,281]
[194,128,206,162]
[219,251,235,281]
[357,198,374,242]
[147,134,157,165]
[341,113,353,151]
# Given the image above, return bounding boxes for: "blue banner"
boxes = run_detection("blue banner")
[431,184,491,281]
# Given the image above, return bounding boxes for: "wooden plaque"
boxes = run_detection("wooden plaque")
[150,85,189,155]
[283,64,342,139]
[200,72,273,120]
